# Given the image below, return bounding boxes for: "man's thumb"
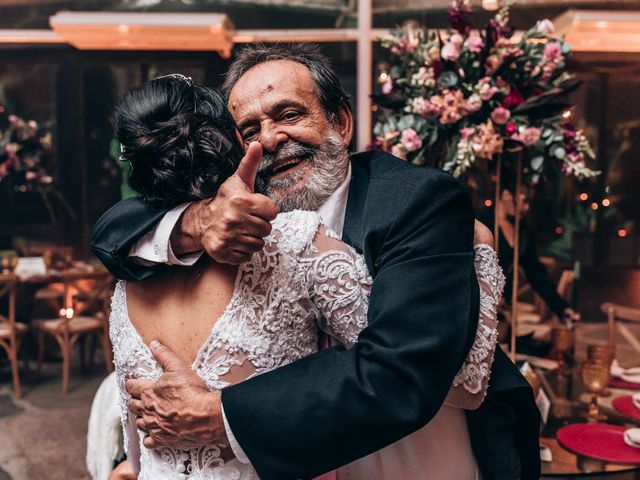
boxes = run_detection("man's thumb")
[235,141,262,192]
[150,340,186,372]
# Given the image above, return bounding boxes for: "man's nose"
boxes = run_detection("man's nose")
[259,124,288,153]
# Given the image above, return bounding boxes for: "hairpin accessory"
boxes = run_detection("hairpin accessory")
[154,73,196,113]
[118,143,127,162]
[154,73,193,86]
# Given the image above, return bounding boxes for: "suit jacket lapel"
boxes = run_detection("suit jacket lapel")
[342,154,370,255]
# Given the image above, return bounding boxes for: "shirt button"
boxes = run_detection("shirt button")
[153,244,159,255]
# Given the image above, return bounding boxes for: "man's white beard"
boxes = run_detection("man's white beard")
[262,129,349,212]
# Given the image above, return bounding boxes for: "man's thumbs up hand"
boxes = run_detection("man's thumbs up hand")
[174,141,278,264]
[234,141,263,192]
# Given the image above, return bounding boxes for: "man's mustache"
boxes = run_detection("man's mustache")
[259,141,318,175]
[253,141,319,194]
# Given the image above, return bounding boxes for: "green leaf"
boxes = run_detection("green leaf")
[531,155,545,171]
[553,147,566,159]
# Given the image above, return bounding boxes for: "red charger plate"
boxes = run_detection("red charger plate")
[557,424,640,465]
[610,377,640,390]
[612,395,640,421]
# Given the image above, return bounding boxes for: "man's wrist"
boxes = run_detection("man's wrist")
[198,390,226,443]
[170,203,202,256]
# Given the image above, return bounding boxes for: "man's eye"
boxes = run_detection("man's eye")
[242,129,258,140]
[282,111,301,121]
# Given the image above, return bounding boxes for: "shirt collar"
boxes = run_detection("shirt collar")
[317,162,352,238]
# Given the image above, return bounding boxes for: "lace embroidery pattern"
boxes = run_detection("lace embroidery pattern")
[452,244,505,394]
[109,210,371,479]
[109,210,503,477]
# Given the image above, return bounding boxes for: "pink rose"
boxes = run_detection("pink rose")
[391,144,407,160]
[464,33,484,53]
[505,122,518,136]
[491,106,511,125]
[400,128,423,152]
[543,42,562,62]
[464,94,483,113]
[441,41,462,61]
[516,127,542,146]
[536,19,555,34]
[450,33,464,46]
[460,127,475,141]
[382,78,393,94]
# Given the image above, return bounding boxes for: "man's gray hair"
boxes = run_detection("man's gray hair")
[221,43,351,121]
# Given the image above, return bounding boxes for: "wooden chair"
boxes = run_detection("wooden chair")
[34,271,114,393]
[602,302,640,353]
[0,274,28,398]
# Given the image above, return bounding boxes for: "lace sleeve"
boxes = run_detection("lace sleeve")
[300,225,372,347]
[445,243,505,410]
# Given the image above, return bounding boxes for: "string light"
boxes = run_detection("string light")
[482,0,500,11]
[591,202,599,211]
[484,199,493,207]
[555,226,564,235]
[602,199,611,207]
[562,110,572,119]
[618,229,628,238]
[579,193,589,201]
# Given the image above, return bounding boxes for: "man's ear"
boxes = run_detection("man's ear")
[333,106,353,146]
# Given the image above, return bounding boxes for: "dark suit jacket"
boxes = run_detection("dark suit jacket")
[91,149,540,480]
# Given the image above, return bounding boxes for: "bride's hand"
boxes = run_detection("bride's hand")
[126,340,225,450]
[474,220,494,248]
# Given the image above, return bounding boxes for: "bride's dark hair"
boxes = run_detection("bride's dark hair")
[114,75,243,209]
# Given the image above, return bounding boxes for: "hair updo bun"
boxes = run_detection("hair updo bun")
[114,76,243,209]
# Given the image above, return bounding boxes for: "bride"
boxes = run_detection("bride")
[109,74,505,480]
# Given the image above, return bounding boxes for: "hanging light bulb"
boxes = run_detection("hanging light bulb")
[482,0,500,11]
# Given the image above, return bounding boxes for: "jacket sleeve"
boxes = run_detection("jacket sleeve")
[221,173,479,479]
[90,197,169,281]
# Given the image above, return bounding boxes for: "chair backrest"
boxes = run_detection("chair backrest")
[58,271,114,325]
[0,274,18,328]
[15,242,74,269]
[601,302,640,351]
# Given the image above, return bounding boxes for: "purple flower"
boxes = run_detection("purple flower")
[448,2,471,34]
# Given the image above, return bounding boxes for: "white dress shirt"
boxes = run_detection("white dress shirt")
[127,164,352,464]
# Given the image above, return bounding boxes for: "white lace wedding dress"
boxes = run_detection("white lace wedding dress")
[109,210,504,480]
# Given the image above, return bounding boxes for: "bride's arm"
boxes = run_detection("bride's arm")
[445,222,505,410]
[301,226,371,348]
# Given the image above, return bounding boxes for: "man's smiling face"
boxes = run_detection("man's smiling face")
[228,60,351,211]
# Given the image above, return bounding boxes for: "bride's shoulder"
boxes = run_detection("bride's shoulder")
[267,210,323,256]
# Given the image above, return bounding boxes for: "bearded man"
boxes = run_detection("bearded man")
[92,43,540,480]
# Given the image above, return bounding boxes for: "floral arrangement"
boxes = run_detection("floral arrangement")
[372,0,599,183]
[0,112,54,189]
